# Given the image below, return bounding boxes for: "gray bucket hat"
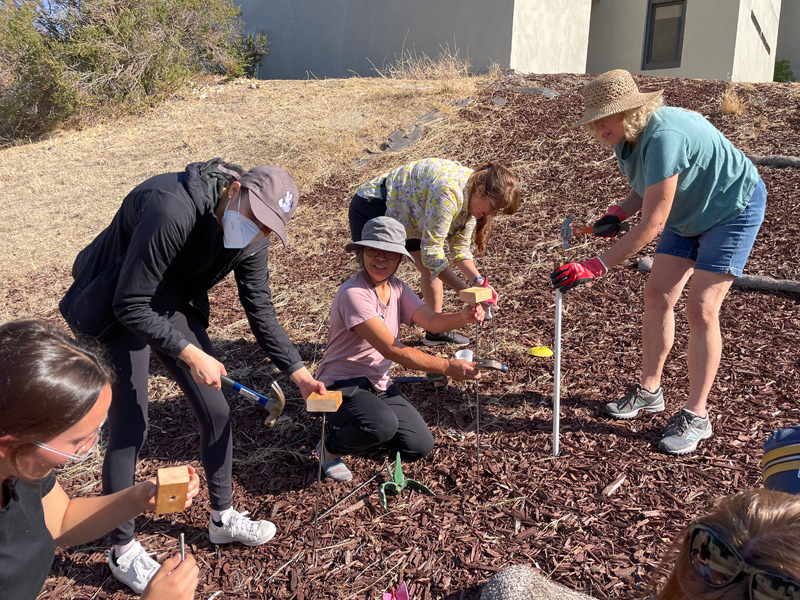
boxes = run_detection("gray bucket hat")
[239,165,299,247]
[344,216,412,260]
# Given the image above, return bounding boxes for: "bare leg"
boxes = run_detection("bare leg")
[683,270,735,418]
[641,254,694,392]
[410,250,443,312]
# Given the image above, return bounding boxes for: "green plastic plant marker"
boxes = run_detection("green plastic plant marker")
[378,452,435,509]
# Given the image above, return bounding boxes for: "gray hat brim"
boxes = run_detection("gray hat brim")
[344,239,413,261]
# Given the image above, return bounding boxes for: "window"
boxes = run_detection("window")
[642,0,686,70]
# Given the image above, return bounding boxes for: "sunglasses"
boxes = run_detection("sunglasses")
[364,247,401,260]
[688,522,800,600]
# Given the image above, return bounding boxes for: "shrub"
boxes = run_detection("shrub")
[0,0,267,143]
[774,59,796,83]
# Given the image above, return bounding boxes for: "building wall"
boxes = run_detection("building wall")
[586,0,778,82]
[731,0,781,82]
[776,0,798,77]
[509,0,592,73]
[238,0,515,80]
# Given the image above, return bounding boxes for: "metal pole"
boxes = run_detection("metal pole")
[312,414,326,565]
[553,290,562,457]
[475,320,481,477]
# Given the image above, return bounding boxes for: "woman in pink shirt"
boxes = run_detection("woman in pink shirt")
[314,217,484,481]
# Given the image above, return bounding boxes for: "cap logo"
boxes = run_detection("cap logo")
[278,190,293,213]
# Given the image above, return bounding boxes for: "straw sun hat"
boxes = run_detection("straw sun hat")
[572,69,663,128]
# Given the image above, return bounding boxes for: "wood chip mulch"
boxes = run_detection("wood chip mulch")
[38,73,800,599]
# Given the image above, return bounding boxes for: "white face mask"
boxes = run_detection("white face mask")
[222,192,262,249]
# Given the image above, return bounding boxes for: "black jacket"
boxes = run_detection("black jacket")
[59,159,304,375]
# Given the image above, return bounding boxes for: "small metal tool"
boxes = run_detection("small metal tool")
[179,532,185,562]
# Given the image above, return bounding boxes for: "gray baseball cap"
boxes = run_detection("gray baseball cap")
[344,216,412,260]
[239,165,299,247]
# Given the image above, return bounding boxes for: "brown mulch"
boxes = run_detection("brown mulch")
[38,74,800,599]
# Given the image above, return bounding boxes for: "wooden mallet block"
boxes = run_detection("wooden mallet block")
[306,391,342,413]
[459,286,493,304]
[155,466,190,514]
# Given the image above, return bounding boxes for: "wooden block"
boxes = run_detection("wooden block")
[459,286,493,303]
[155,466,190,515]
[306,391,343,413]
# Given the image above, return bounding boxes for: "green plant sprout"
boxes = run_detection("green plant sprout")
[378,452,435,509]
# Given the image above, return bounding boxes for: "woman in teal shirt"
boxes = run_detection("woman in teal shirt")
[552,70,766,455]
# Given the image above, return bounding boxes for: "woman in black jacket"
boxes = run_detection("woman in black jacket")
[60,159,326,593]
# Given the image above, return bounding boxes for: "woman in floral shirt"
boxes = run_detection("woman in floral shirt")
[349,158,519,346]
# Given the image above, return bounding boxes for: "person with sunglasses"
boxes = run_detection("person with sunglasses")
[0,319,201,600]
[654,488,800,600]
[349,159,520,347]
[313,217,484,481]
[58,159,327,593]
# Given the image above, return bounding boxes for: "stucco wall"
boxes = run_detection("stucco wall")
[586,0,778,81]
[731,0,781,82]
[776,0,798,77]
[238,0,516,79]
[509,0,592,73]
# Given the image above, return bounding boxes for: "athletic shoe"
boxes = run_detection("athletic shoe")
[316,439,353,482]
[108,541,160,594]
[658,409,712,455]
[208,508,276,546]
[603,383,665,419]
[422,331,470,347]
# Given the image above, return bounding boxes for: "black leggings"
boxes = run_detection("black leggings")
[102,310,232,545]
[325,377,434,461]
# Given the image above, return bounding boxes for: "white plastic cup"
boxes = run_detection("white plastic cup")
[455,349,474,362]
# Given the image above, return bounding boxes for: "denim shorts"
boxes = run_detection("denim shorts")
[655,178,766,277]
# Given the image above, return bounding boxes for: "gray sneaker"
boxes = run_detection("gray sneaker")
[658,409,712,455]
[603,383,665,419]
[422,331,469,347]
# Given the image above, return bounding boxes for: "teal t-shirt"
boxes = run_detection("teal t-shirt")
[614,107,759,237]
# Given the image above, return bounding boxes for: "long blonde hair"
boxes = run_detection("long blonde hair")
[653,489,800,600]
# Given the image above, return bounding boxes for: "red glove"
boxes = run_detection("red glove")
[551,257,607,292]
[594,204,627,238]
[478,276,498,306]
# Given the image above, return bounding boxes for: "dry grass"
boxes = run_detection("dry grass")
[720,84,746,115]
[0,71,495,323]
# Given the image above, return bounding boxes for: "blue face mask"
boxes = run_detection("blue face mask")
[222,192,262,248]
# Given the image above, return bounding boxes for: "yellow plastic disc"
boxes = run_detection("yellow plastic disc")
[527,346,553,357]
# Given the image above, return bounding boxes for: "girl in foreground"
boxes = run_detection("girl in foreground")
[0,319,200,599]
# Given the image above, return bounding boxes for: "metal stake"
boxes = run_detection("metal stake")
[179,532,185,562]
[475,320,481,478]
[553,290,562,457]
[312,414,326,566]
[489,306,498,359]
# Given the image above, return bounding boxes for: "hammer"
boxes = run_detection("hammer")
[177,361,285,427]
[561,215,630,249]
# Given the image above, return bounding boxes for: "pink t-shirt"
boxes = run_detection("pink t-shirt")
[316,273,425,391]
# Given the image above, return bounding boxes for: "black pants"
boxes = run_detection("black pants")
[102,310,232,545]
[325,377,434,461]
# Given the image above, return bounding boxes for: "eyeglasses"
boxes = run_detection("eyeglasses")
[688,522,800,600]
[364,247,401,260]
[34,419,105,463]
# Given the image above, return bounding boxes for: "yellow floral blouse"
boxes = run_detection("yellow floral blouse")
[356,158,475,279]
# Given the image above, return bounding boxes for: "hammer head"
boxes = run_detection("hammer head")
[560,216,574,249]
[263,381,286,428]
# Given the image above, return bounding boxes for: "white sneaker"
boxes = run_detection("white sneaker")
[208,508,276,546]
[108,541,160,594]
